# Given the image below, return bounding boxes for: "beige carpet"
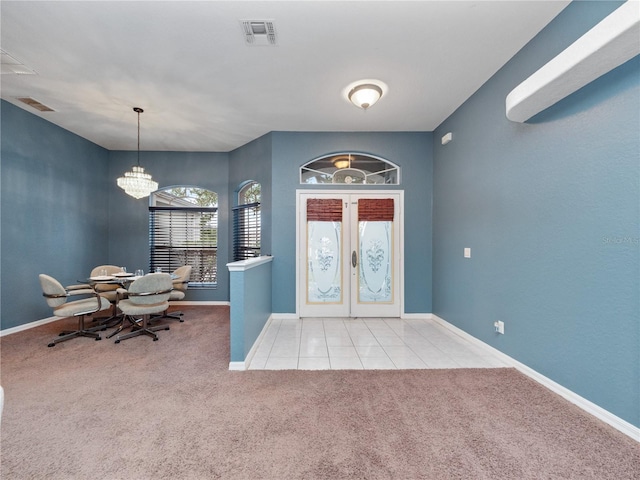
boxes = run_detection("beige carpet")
[1,306,638,479]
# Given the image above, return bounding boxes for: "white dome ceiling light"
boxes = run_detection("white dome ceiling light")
[343,79,388,110]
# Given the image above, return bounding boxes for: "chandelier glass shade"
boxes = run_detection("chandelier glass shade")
[117,165,158,199]
[117,107,158,199]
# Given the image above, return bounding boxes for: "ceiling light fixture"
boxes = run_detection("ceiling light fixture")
[117,107,158,199]
[332,155,351,169]
[344,79,388,111]
[348,84,383,110]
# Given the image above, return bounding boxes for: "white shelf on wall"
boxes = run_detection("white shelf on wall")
[506,1,640,123]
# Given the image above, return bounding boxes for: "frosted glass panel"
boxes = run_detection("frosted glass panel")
[358,221,392,303]
[307,221,342,303]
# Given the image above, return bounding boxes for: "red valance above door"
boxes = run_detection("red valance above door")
[358,198,394,221]
[306,198,343,221]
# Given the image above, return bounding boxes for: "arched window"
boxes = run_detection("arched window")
[300,152,400,185]
[233,181,261,261]
[149,187,218,287]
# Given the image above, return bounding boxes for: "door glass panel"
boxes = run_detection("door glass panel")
[307,221,342,303]
[358,220,392,303]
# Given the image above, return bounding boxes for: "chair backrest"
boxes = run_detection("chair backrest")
[127,273,172,305]
[91,265,123,292]
[172,265,192,293]
[39,274,68,308]
[90,265,123,276]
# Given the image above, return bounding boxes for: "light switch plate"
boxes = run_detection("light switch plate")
[464,248,471,258]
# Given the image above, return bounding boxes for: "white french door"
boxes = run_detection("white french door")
[297,190,402,318]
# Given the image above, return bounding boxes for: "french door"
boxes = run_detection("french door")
[297,191,402,317]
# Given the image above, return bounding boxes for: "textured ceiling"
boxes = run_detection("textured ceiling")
[0,1,570,152]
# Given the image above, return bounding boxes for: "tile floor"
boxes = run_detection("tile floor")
[248,317,508,370]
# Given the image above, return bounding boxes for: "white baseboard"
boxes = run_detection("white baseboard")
[431,314,640,441]
[228,315,274,371]
[170,301,230,306]
[228,362,247,371]
[401,313,433,320]
[271,313,299,321]
[0,316,61,337]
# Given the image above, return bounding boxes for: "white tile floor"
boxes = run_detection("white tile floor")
[248,317,508,370]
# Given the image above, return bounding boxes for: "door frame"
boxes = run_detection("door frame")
[295,189,404,318]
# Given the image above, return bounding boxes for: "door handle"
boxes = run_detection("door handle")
[352,251,358,268]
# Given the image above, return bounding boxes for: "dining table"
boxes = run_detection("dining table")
[81,272,178,338]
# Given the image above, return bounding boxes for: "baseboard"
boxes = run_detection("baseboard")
[401,313,433,320]
[0,301,230,337]
[170,301,230,306]
[277,313,434,321]
[431,314,640,441]
[228,315,274,371]
[271,313,299,321]
[0,316,60,337]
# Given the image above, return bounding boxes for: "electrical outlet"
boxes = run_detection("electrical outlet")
[494,321,505,334]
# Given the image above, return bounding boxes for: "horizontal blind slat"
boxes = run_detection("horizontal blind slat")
[233,203,261,261]
[149,207,219,284]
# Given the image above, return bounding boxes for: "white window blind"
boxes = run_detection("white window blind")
[232,202,261,261]
[149,206,218,286]
[233,181,261,261]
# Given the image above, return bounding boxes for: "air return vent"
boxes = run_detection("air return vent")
[241,20,277,46]
[17,97,54,112]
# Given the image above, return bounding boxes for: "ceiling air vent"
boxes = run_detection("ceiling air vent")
[241,20,277,46]
[17,97,55,112]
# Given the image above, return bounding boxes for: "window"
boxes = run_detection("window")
[149,187,218,288]
[300,152,400,185]
[233,181,261,261]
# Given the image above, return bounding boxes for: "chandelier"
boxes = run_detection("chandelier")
[117,107,158,199]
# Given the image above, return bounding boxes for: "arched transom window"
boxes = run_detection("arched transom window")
[300,153,400,185]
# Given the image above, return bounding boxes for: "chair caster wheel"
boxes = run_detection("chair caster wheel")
[48,343,55,347]
[95,337,101,341]
[115,340,120,344]
[165,327,170,331]
[179,319,184,323]
[153,338,158,341]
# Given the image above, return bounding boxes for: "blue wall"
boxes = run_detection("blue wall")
[432,1,639,427]
[1,100,110,329]
[107,150,231,302]
[229,258,273,362]
[228,133,273,257]
[270,131,433,314]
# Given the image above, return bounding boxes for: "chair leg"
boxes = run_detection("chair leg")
[89,303,120,329]
[48,315,101,347]
[106,314,137,339]
[114,315,170,343]
[150,309,184,323]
